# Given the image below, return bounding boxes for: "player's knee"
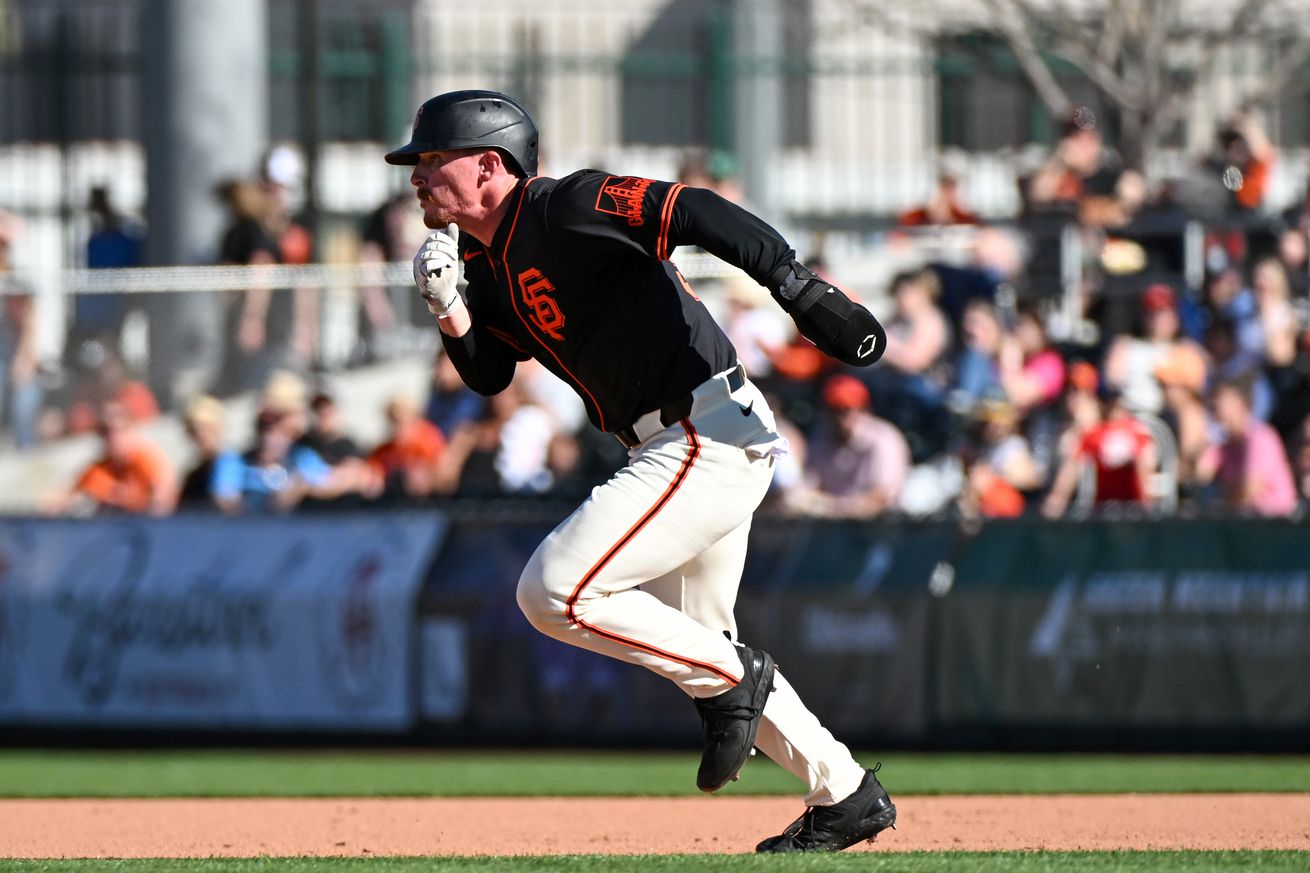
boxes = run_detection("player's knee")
[516,549,570,632]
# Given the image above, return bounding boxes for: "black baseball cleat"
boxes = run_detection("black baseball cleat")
[755,765,897,853]
[693,644,775,793]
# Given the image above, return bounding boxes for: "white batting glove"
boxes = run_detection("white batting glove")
[413,223,462,318]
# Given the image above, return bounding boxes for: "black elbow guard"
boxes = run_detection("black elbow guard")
[767,262,886,366]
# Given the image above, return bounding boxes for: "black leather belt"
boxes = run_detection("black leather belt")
[613,365,746,449]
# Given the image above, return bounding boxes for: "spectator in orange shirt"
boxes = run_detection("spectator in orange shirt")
[61,344,159,436]
[49,402,176,516]
[958,447,1025,520]
[973,399,1043,493]
[1217,110,1274,213]
[368,393,447,499]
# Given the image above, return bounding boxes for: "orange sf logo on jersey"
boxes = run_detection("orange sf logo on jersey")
[517,268,565,341]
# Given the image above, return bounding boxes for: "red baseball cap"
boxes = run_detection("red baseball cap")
[823,375,870,411]
[1142,283,1177,313]
[1068,361,1099,394]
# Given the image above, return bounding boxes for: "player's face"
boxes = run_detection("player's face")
[410,150,484,228]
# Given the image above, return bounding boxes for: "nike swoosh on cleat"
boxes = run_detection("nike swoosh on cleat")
[739,401,754,416]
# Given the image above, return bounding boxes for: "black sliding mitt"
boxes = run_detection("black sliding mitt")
[767,261,886,367]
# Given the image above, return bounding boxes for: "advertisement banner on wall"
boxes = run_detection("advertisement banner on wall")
[735,517,946,743]
[934,520,1310,727]
[0,513,445,730]
[417,514,937,744]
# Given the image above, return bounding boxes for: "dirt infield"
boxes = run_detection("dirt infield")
[3,795,1308,857]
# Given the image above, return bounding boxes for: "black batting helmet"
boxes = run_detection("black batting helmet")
[384,90,539,177]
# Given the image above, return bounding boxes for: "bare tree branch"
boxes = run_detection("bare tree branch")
[1187,0,1268,97]
[1217,0,1269,40]
[1242,35,1310,107]
[1152,53,1200,132]
[978,0,1072,115]
[1043,33,1141,109]
[1019,0,1099,51]
[832,0,1310,168]
[1143,0,1178,65]
[1042,0,1094,37]
[1095,0,1126,72]
[823,0,938,42]
[1140,0,1181,106]
[984,0,1142,109]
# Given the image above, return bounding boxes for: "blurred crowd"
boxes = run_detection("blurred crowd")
[7,107,1310,519]
[43,358,629,517]
[785,106,1310,521]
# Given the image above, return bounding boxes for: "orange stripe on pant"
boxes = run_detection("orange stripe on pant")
[562,419,740,687]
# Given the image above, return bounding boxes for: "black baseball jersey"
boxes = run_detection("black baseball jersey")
[442,170,796,432]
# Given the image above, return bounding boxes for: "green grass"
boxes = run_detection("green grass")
[1,750,1308,798]
[3,853,1309,873]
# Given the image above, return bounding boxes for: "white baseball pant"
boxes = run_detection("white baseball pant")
[516,366,867,806]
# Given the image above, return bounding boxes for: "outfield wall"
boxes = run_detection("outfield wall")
[1,510,1307,749]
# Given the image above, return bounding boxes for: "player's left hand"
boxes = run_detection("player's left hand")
[413,223,462,317]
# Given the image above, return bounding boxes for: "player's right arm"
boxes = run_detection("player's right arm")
[413,226,526,395]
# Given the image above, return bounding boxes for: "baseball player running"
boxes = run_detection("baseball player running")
[387,90,894,853]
